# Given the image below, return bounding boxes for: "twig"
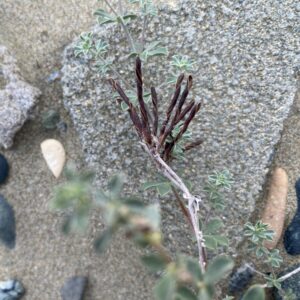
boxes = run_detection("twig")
[103,0,137,52]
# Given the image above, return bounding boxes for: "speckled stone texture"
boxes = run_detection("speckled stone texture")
[62,0,299,255]
[0,46,41,149]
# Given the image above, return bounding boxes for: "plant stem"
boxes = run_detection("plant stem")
[140,142,207,272]
[245,264,266,278]
[103,0,137,52]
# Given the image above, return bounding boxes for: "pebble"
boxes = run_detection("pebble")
[284,178,300,255]
[41,139,66,178]
[228,263,254,294]
[0,195,15,249]
[0,280,24,300]
[273,263,300,300]
[0,154,9,184]
[60,276,87,300]
[262,167,288,249]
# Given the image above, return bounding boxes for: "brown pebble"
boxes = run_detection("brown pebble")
[262,167,288,249]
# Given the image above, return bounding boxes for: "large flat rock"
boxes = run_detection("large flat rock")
[62,0,299,257]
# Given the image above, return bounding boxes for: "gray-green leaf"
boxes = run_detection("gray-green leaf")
[154,274,176,300]
[94,229,113,253]
[205,255,234,284]
[241,285,265,300]
[141,254,167,272]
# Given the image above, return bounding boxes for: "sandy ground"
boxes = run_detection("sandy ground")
[0,0,299,299]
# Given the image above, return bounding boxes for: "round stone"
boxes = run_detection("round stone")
[0,154,9,184]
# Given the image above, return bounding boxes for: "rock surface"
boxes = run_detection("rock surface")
[0,154,9,184]
[41,139,66,178]
[0,280,24,300]
[0,195,15,249]
[284,178,300,255]
[60,276,87,300]
[62,0,300,254]
[0,45,41,149]
[262,168,288,249]
[273,263,300,300]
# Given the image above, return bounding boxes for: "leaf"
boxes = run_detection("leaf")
[213,235,229,247]
[204,218,224,234]
[241,285,265,300]
[142,181,172,196]
[141,204,161,230]
[94,9,116,25]
[176,286,197,300]
[94,189,109,205]
[197,287,213,300]
[123,13,138,23]
[94,229,113,253]
[108,174,124,197]
[186,257,203,281]
[205,255,234,284]
[141,254,167,272]
[203,235,217,250]
[122,197,144,208]
[154,274,176,300]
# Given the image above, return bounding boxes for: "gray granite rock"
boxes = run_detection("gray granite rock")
[0,46,41,149]
[60,276,87,300]
[62,0,300,255]
[0,280,24,300]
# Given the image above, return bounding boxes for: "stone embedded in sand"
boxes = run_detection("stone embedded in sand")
[0,279,24,300]
[41,139,66,178]
[228,263,255,295]
[0,45,41,149]
[262,167,288,249]
[284,178,300,255]
[0,195,16,249]
[60,276,87,300]
[0,154,9,184]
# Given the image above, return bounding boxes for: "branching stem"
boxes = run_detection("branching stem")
[140,142,206,272]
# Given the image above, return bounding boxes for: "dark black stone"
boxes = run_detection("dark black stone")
[60,276,87,300]
[0,195,16,249]
[273,264,300,300]
[0,154,9,184]
[228,263,254,294]
[284,178,300,255]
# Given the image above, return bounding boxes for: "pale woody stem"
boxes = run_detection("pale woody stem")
[141,142,206,272]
